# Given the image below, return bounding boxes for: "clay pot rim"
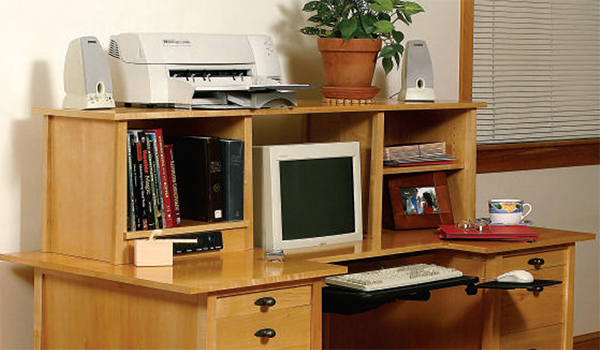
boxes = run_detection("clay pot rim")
[317,37,382,52]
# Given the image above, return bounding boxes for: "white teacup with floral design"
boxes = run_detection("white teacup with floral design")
[488,199,532,225]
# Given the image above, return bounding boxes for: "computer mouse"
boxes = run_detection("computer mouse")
[497,270,534,283]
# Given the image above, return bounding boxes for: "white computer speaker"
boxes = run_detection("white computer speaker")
[398,40,435,102]
[63,36,115,109]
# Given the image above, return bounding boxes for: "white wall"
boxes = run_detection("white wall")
[1,1,596,349]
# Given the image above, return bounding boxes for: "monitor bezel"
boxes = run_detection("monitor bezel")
[254,142,363,251]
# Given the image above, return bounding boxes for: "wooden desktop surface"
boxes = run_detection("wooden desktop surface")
[1,227,594,295]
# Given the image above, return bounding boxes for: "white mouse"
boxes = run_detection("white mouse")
[497,270,534,283]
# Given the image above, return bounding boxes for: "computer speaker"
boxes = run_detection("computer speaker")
[398,40,435,102]
[63,36,115,109]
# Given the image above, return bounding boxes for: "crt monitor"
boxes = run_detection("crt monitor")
[253,142,363,251]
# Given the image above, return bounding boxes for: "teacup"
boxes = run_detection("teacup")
[488,199,532,225]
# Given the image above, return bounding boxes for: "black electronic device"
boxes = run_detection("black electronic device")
[157,231,223,255]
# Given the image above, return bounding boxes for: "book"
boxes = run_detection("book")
[146,129,174,228]
[383,141,446,162]
[221,138,244,222]
[130,132,148,230]
[164,144,181,227]
[170,136,224,223]
[126,133,136,231]
[438,224,539,241]
[145,132,163,229]
[136,131,156,230]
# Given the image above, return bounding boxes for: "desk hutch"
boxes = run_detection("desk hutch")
[1,100,594,349]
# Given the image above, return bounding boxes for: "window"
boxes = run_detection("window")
[473,0,600,145]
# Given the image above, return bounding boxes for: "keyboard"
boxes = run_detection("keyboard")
[325,263,463,292]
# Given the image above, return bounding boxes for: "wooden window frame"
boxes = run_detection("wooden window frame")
[459,0,600,173]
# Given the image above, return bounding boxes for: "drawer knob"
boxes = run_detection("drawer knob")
[254,328,276,338]
[528,258,545,266]
[254,297,276,307]
[527,285,544,293]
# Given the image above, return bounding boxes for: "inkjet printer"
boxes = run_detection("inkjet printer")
[107,33,307,109]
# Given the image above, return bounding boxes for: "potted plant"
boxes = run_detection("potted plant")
[301,0,424,99]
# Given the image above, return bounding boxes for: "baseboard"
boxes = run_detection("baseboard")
[575,332,600,343]
[574,331,599,349]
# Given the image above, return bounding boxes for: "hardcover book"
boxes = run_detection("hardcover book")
[146,129,174,228]
[145,132,163,229]
[164,144,181,227]
[170,136,224,223]
[135,130,156,230]
[221,138,244,222]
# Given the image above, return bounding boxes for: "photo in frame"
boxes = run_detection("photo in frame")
[386,171,453,230]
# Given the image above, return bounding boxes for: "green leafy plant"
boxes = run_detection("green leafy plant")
[300,0,424,74]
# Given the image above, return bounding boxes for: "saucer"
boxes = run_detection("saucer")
[320,86,381,99]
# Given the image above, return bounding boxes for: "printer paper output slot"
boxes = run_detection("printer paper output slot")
[169,69,251,81]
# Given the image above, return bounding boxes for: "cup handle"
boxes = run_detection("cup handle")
[521,203,532,222]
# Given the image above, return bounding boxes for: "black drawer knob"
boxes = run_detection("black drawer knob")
[527,285,544,293]
[254,328,276,338]
[254,297,276,307]
[528,258,545,266]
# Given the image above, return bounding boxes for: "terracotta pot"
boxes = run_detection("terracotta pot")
[318,38,382,88]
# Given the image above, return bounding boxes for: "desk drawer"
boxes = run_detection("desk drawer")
[500,266,564,335]
[502,248,566,273]
[216,306,311,350]
[500,324,563,350]
[216,285,311,319]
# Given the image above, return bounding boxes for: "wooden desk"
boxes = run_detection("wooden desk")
[1,227,594,350]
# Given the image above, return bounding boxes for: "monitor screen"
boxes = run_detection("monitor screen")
[279,157,356,241]
[253,142,363,251]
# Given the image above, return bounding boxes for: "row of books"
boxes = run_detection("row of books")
[383,141,455,167]
[127,129,180,231]
[126,129,244,232]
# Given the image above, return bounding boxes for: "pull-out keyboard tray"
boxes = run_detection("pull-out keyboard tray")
[323,276,480,315]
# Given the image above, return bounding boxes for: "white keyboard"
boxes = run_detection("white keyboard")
[325,263,463,292]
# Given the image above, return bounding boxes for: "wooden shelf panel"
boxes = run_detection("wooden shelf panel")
[382,162,464,175]
[125,220,251,240]
[33,100,486,121]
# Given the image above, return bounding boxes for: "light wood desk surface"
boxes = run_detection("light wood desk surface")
[2,227,594,294]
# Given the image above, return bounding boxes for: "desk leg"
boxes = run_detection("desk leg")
[311,280,325,350]
[563,244,576,350]
[32,269,43,350]
[482,255,502,350]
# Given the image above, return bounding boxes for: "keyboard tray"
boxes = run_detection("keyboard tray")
[323,276,480,315]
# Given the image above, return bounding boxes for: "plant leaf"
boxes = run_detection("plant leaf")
[391,30,404,43]
[402,2,425,16]
[340,17,358,40]
[380,45,397,58]
[302,1,321,12]
[394,52,401,67]
[382,57,394,75]
[374,20,394,34]
[361,14,377,35]
[370,0,394,12]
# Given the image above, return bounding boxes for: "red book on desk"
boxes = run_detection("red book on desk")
[438,224,539,241]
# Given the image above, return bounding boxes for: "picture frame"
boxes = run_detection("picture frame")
[386,171,454,230]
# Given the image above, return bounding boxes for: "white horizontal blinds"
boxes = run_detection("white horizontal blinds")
[473,0,600,144]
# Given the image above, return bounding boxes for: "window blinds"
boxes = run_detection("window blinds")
[473,0,600,144]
